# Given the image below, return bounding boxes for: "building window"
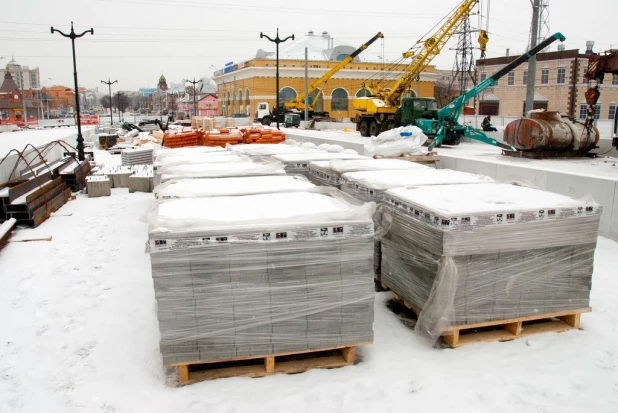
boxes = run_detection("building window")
[579,103,587,119]
[557,67,566,84]
[331,88,349,111]
[402,89,417,99]
[523,70,528,85]
[279,87,297,103]
[480,72,487,82]
[308,89,323,112]
[355,88,372,98]
[507,72,515,86]
[609,103,616,119]
[541,68,549,84]
[613,74,618,85]
[245,88,250,106]
[595,103,601,120]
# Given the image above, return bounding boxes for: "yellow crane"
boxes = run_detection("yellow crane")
[352,0,479,136]
[284,32,384,115]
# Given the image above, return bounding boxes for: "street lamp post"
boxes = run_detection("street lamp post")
[51,21,93,161]
[260,29,294,130]
[186,78,202,117]
[101,78,117,126]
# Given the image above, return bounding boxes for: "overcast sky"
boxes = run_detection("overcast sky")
[0,0,615,92]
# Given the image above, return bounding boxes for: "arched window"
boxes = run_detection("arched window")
[237,90,242,114]
[226,92,231,116]
[279,87,297,103]
[356,88,372,98]
[336,54,349,61]
[402,89,417,99]
[331,88,349,112]
[308,88,324,113]
[245,88,250,106]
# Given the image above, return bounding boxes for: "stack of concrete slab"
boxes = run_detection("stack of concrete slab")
[340,169,494,202]
[227,143,324,157]
[380,183,601,339]
[156,160,286,185]
[272,153,368,177]
[339,169,493,277]
[147,190,376,365]
[121,148,155,166]
[154,175,315,199]
[308,159,429,188]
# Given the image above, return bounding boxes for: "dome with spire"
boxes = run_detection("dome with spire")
[158,74,168,92]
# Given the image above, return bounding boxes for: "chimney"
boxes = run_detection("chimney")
[585,40,595,54]
[506,48,510,57]
[557,43,565,51]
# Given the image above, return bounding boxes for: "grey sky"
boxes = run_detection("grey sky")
[0,0,615,92]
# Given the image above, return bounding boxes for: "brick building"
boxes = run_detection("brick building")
[213,31,435,120]
[475,44,618,121]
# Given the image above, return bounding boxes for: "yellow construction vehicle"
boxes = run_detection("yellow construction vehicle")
[256,32,384,125]
[352,0,479,137]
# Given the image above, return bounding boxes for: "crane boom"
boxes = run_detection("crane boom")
[380,0,478,107]
[284,32,384,112]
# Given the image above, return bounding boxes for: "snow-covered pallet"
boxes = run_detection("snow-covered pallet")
[373,152,440,167]
[170,344,363,385]
[387,288,591,348]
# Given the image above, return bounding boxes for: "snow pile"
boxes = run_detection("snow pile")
[365,125,429,157]
[154,175,315,199]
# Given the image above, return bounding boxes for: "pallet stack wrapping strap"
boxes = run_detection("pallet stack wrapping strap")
[272,153,369,177]
[146,188,376,365]
[154,175,315,200]
[378,183,601,342]
[308,159,429,188]
[340,168,494,279]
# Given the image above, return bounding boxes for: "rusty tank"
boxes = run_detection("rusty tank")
[503,111,599,152]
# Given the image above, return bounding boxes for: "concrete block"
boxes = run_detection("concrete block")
[86,177,112,197]
[109,172,133,188]
[129,175,152,193]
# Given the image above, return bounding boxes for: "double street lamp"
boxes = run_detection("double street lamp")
[51,21,93,161]
[101,78,117,126]
[260,29,294,130]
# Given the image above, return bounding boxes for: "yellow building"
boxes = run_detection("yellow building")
[475,44,618,120]
[212,31,435,120]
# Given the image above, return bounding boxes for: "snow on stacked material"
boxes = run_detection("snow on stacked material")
[158,161,286,184]
[146,189,376,365]
[153,152,245,168]
[301,142,317,149]
[154,175,315,199]
[272,152,369,177]
[308,158,429,188]
[154,146,226,161]
[380,183,602,341]
[341,168,494,202]
[227,143,323,156]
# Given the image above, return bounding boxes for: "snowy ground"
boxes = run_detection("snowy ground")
[0,152,617,412]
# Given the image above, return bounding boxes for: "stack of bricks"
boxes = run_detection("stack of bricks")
[164,130,199,148]
[201,128,244,147]
[242,128,286,144]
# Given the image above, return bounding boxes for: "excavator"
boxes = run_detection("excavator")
[353,0,480,139]
[255,32,384,126]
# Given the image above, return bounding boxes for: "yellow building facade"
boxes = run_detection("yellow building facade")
[213,58,435,121]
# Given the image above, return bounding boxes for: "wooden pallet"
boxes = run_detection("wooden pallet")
[387,287,591,347]
[169,344,363,385]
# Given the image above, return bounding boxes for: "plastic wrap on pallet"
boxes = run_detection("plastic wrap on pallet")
[153,152,245,168]
[340,169,494,202]
[154,146,226,161]
[378,183,601,342]
[157,160,286,184]
[272,153,369,177]
[227,143,323,156]
[145,189,376,365]
[308,159,429,188]
[154,175,315,199]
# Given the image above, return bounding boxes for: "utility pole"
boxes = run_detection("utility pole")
[525,0,541,114]
[51,21,93,161]
[186,78,202,118]
[101,78,117,126]
[261,29,295,129]
[304,47,309,122]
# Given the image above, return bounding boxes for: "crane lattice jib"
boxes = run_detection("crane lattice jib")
[290,32,384,110]
[384,0,478,108]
